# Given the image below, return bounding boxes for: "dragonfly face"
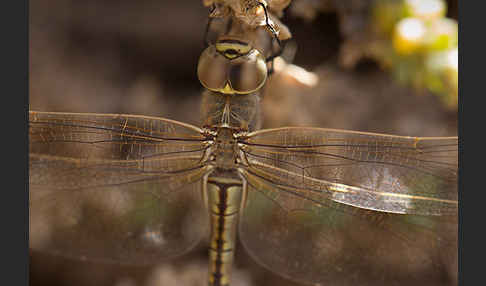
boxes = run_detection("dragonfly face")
[198,36,268,95]
[29,3,458,286]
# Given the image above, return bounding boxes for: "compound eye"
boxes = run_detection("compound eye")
[197,45,229,91]
[228,49,267,94]
[198,40,268,95]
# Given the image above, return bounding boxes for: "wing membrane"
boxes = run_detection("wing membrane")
[239,127,458,215]
[239,177,457,285]
[238,127,457,285]
[29,111,211,264]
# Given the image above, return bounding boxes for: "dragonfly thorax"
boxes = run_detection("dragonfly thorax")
[197,37,267,95]
[211,127,240,170]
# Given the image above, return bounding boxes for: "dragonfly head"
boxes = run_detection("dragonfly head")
[197,36,267,95]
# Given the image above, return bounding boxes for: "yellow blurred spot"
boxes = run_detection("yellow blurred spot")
[405,0,446,21]
[393,17,426,55]
[425,48,458,106]
[426,47,458,73]
[426,18,458,51]
[446,48,458,71]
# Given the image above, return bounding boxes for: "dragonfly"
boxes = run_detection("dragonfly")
[29,4,458,286]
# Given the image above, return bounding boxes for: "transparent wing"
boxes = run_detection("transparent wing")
[240,127,457,215]
[238,127,457,285]
[29,111,212,265]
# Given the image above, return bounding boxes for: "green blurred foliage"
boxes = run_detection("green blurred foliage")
[371,0,458,108]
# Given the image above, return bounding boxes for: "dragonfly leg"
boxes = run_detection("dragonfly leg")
[203,10,215,48]
[257,1,286,75]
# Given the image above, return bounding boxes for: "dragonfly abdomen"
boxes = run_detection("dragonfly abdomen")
[205,175,244,286]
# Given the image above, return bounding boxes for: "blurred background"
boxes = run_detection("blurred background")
[29,0,458,285]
